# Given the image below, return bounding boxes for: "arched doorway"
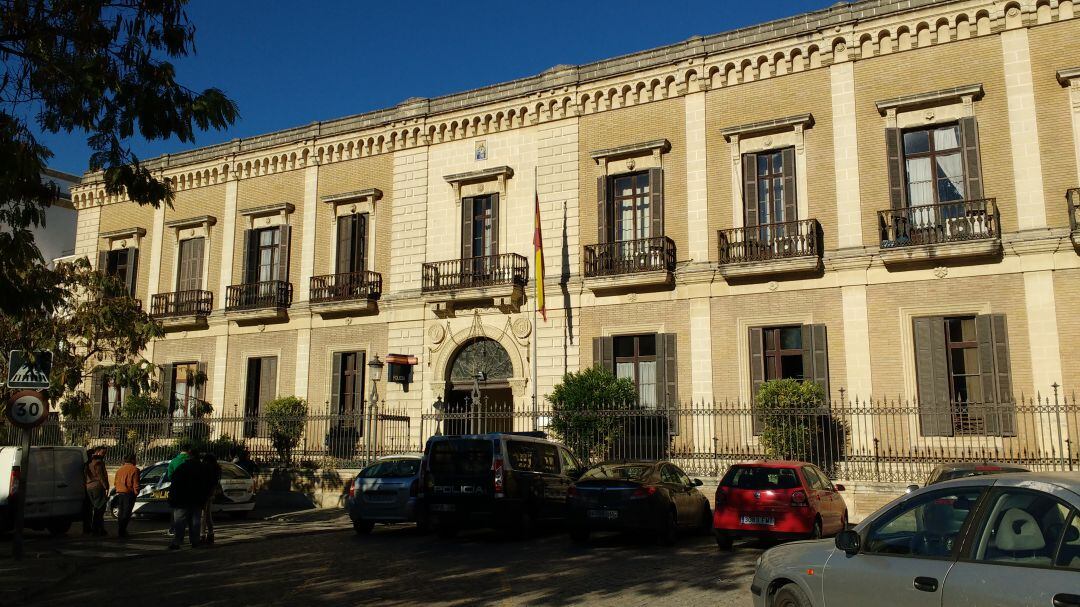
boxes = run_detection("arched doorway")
[445,337,514,434]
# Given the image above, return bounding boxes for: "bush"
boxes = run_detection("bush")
[117,392,169,456]
[265,396,307,466]
[755,379,828,463]
[174,433,247,461]
[548,367,638,461]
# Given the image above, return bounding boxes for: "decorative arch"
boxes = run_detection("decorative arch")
[429,320,530,402]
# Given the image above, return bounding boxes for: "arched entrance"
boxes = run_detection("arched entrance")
[445,337,514,434]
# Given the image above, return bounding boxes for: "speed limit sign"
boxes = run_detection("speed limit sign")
[6,390,49,429]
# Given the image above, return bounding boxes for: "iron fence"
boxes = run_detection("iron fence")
[879,198,998,247]
[717,218,822,264]
[310,271,383,303]
[421,253,528,292]
[225,280,293,311]
[1068,187,1079,233]
[584,236,676,277]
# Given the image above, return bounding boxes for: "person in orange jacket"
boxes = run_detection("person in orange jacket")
[113,453,140,538]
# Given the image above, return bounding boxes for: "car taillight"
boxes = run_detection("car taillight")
[630,485,657,499]
[492,458,505,498]
[9,466,19,497]
[409,478,419,498]
[714,486,726,508]
[347,480,356,499]
[791,490,809,507]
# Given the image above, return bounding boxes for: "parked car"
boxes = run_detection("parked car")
[713,461,847,550]
[346,454,424,534]
[108,459,256,518]
[567,460,711,544]
[421,432,583,537]
[751,472,1080,607]
[906,461,1029,492]
[0,446,85,535]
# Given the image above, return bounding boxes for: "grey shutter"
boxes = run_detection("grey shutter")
[276,225,291,283]
[260,357,278,409]
[461,197,474,259]
[914,316,953,437]
[357,213,369,271]
[97,250,108,273]
[782,147,797,222]
[242,230,256,284]
[592,336,614,374]
[648,168,663,238]
[330,352,342,415]
[160,363,175,413]
[356,351,367,416]
[959,117,983,200]
[749,327,765,434]
[195,362,208,402]
[489,193,500,256]
[801,324,830,402]
[656,332,678,408]
[596,177,608,244]
[977,314,1015,436]
[125,248,139,296]
[244,358,260,416]
[743,153,759,227]
[189,238,205,291]
[886,128,905,209]
[335,216,351,274]
[90,368,105,417]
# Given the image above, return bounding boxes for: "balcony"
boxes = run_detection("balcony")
[224,280,292,323]
[717,219,822,280]
[421,253,527,315]
[150,290,213,330]
[1069,188,1079,248]
[309,271,382,317]
[877,198,1001,266]
[583,236,676,293]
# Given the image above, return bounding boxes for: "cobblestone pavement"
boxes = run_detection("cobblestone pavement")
[8,518,763,607]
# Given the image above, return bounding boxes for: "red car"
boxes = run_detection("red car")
[712,460,847,550]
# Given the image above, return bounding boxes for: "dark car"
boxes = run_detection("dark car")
[421,432,584,537]
[346,455,424,534]
[906,462,1030,492]
[567,460,711,544]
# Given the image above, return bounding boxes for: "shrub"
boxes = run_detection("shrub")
[755,378,828,463]
[265,396,308,466]
[548,367,638,461]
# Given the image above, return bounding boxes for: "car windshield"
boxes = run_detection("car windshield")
[427,440,492,476]
[219,463,250,479]
[580,464,651,481]
[723,466,801,490]
[141,464,166,485]
[360,459,420,478]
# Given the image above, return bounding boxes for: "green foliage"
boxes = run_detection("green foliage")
[265,396,308,466]
[115,392,169,457]
[755,379,827,461]
[174,433,246,460]
[548,367,638,461]
[58,391,92,446]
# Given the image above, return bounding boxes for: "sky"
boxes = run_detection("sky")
[41,0,839,176]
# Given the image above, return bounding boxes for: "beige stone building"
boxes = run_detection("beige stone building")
[70,0,1080,452]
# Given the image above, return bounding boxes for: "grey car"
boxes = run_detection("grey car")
[346,455,424,534]
[751,472,1080,607]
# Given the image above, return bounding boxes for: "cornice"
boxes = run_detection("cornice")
[875,83,984,114]
[164,215,217,229]
[100,227,146,240]
[720,114,814,141]
[443,166,514,185]
[590,139,671,162]
[321,188,382,205]
[238,202,295,217]
[1057,67,1080,85]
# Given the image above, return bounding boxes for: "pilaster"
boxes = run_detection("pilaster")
[219,176,239,301]
[1002,29,1047,230]
[298,162,319,302]
[831,61,863,248]
[684,91,709,260]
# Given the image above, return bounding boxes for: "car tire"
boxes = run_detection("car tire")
[773,583,812,607]
[570,526,590,544]
[809,519,822,540]
[657,509,678,546]
[46,520,71,536]
[353,519,374,535]
[714,531,734,551]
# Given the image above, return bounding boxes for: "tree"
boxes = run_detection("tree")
[0,0,238,318]
[265,396,308,467]
[547,367,638,461]
[755,379,830,463]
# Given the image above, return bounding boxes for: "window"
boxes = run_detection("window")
[903,124,966,206]
[559,448,581,475]
[243,226,289,285]
[660,465,682,485]
[330,351,365,417]
[614,334,657,408]
[945,316,981,405]
[749,324,829,404]
[506,440,535,472]
[176,237,204,292]
[461,194,498,259]
[1058,513,1080,570]
[243,356,277,437]
[864,488,984,557]
[95,372,129,417]
[722,466,801,490]
[335,213,368,274]
[536,444,559,474]
[802,466,828,491]
[610,172,651,242]
[169,362,201,417]
[968,490,1078,569]
[102,248,138,296]
[742,147,796,235]
[762,326,805,381]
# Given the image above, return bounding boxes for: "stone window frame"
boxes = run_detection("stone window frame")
[100,226,147,253]
[239,202,295,230]
[590,138,670,177]
[721,114,813,229]
[1057,68,1080,184]
[237,349,282,418]
[321,188,381,275]
[322,342,376,416]
[443,166,514,259]
[164,215,216,294]
[735,311,814,407]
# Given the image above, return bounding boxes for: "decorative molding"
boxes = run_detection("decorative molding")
[320,188,383,205]
[100,227,147,240]
[875,83,984,114]
[163,215,217,230]
[590,138,671,162]
[444,165,514,199]
[238,202,295,217]
[719,114,814,141]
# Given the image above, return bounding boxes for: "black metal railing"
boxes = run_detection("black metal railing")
[310,271,382,303]
[421,253,528,293]
[150,289,214,318]
[225,280,293,311]
[584,236,676,278]
[1068,188,1079,233]
[718,218,821,264]
[879,198,998,248]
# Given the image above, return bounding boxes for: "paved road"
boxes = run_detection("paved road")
[9,516,763,607]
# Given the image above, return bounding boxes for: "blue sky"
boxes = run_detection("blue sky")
[42,0,836,175]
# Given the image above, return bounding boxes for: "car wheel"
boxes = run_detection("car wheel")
[353,519,374,535]
[809,519,822,540]
[714,530,734,551]
[570,526,590,544]
[46,520,71,536]
[773,583,812,607]
[657,509,678,546]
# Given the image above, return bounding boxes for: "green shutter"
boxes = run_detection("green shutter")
[959,116,983,200]
[592,336,614,374]
[977,314,1015,436]
[90,368,105,417]
[489,193,500,256]
[335,215,351,274]
[277,225,291,283]
[195,362,208,402]
[242,230,256,284]
[160,363,175,413]
[914,316,953,437]
[750,327,765,434]
[125,248,139,297]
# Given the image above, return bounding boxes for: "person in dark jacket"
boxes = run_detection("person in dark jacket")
[167,447,205,549]
[201,454,222,545]
[84,446,109,536]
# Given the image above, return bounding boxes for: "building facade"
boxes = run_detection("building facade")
[70,0,1080,449]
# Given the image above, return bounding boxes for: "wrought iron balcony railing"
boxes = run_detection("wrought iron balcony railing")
[421,253,528,293]
[150,289,213,318]
[879,198,998,248]
[225,280,293,311]
[584,236,676,278]
[1068,188,1079,232]
[718,218,821,264]
[310,271,382,303]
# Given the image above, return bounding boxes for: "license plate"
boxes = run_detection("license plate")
[740,515,775,526]
[588,509,618,520]
[430,503,455,512]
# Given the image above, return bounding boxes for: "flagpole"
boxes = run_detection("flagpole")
[532,165,539,430]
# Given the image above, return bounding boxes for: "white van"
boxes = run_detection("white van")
[0,446,86,535]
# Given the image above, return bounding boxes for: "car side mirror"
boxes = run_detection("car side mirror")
[905,484,919,494]
[835,530,861,555]
[693,478,703,487]
[834,484,845,492]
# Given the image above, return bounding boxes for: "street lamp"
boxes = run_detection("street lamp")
[432,395,446,436]
[364,354,384,464]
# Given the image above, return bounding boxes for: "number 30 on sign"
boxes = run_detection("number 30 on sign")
[6,391,49,429]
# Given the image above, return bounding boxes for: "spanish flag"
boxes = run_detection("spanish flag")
[533,192,547,322]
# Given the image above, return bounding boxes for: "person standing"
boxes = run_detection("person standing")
[233,449,258,477]
[201,454,222,545]
[113,453,140,538]
[161,447,190,536]
[84,446,109,536]
[167,447,205,550]
[81,448,94,535]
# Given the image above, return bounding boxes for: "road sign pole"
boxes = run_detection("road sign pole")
[12,426,31,560]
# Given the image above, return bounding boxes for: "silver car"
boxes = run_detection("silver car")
[751,472,1080,607]
[346,455,424,534]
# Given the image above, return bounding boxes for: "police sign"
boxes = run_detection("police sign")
[6,350,52,390]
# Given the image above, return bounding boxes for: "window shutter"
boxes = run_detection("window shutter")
[977,314,1015,436]
[190,238,205,291]
[886,128,905,209]
[782,147,797,222]
[749,327,765,434]
[648,168,663,238]
[90,368,105,417]
[743,153,759,227]
[356,351,367,416]
[196,362,208,402]
[592,336,614,374]
[97,251,108,273]
[277,225,291,283]
[330,352,342,415]
[160,363,175,413]
[244,358,260,417]
[125,248,139,296]
[801,324,830,402]
[655,333,678,414]
[913,316,953,437]
[357,213,369,271]
[461,197,474,259]
[335,216,351,274]
[242,230,255,284]
[596,177,608,244]
[959,117,983,200]
[489,193,500,256]
[260,357,278,413]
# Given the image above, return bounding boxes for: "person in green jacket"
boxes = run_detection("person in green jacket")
[161,448,192,535]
